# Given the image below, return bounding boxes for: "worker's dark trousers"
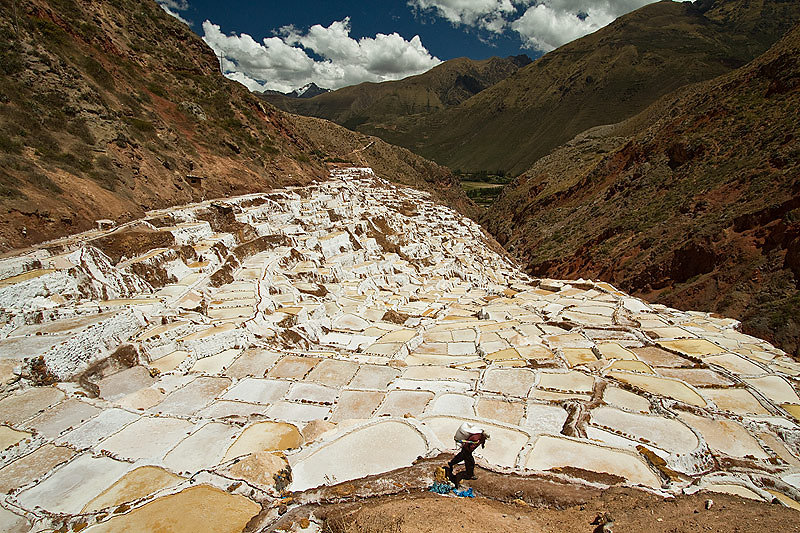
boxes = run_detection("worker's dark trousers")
[448,448,474,476]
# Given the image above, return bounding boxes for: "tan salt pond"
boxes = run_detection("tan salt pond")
[702,388,769,415]
[604,358,653,373]
[704,483,763,500]
[516,344,555,360]
[0,387,66,425]
[82,465,184,512]
[590,406,699,454]
[704,353,766,375]
[0,269,56,287]
[783,403,800,422]
[744,376,800,404]
[15,454,131,514]
[289,420,429,491]
[481,368,537,397]
[525,435,660,488]
[678,412,769,459]
[608,371,706,407]
[561,348,597,367]
[603,387,650,413]
[596,343,638,360]
[658,338,724,357]
[84,485,260,533]
[537,371,595,394]
[0,444,75,493]
[223,421,302,460]
[766,490,800,510]
[190,349,241,374]
[0,425,31,450]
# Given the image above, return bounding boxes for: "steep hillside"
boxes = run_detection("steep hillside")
[0,0,472,251]
[260,55,530,132]
[288,115,480,220]
[482,23,800,354]
[384,0,800,174]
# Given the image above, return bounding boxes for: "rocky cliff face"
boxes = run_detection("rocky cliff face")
[0,0,472,251]
[482,23,800,355]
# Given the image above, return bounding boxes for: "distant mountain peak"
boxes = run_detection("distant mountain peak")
[290,83,331,98]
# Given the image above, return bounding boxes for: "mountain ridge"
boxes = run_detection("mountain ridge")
[259,54,531,132]
[482,21,800,354]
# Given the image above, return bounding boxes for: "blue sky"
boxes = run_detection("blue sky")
[176,1,530,63]
[157,0,660,93]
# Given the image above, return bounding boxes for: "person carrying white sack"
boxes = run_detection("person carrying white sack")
[445,422,489,480]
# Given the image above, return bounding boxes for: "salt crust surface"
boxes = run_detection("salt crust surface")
[0,168,799,530]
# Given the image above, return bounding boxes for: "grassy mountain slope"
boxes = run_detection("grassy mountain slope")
[381,0,800,174]
[0,0,472,251]
[482,22,800,354]
[260,55,530,132]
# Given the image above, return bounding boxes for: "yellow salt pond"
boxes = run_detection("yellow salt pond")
[223,421,302,460]
[82,465,184,512]
[84,485,260,533]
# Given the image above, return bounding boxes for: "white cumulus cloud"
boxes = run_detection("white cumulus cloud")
[202,18,442,93]
[409,0,660,51]
[409,0,520,32]
[512,0,658,51]
[156,0,190,25]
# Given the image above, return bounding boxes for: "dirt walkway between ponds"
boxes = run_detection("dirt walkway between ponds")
[264,455,800,533]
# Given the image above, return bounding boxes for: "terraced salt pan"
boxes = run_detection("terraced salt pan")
[0,387,65,425]
[525,435,660,488]
[476,398,525,426]
[0,426,32,450]
[163,422,238,473]
[521,403,569,434]
[656,368,734,387]
[658,338,724,357]
[704,483,764,500]
[153,377,232,416]
[0,444,75,493]
[223,378,290,404]
[23,399,101,439]
[678,411,769,459]
[590,406,699,454]
[57,408,139,449]
[376,390,434,417]
[223,421,302,460]
[704,353,766,375]
[97,416,195,461]
[743,376,800,404]
[426,393,476,417]
[608,371,706,407]
[481,368,536,397]
[82,465,184,512]
[267,401,331,423]
[537,371,595,393]
[603,386,651,413]
[15,453,130,514]
[702,388,770,415]
[0,505,29,533]
[289,420,429,491]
